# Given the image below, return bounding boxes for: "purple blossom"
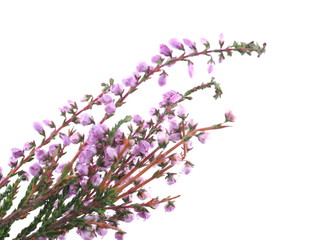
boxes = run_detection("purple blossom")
[8,156,18,167]
[136,62,149,73]
[200,37,209,45]
[11,148,23,158]
[161,90,182,106]
[176,105,186,118]
[29,163,41,176]
[105,146,118,161]
[48,144,59,156]
[35,149,48,163]
[169,38,184,50]
[132,140,151,156]
[76,229,95,240]
[70,132,81,144]
[23,142,32,151]
[182,162,193,175]
[198,132,209,144]
[157,131,169,146]
[219,33,224,47]
[208,61,214,73]
[124,213,135,223]
[151,55,164,64]
[76,164,89,176]
[88,124,108,144]
[58,235,66,240]
[137,211,151,220]
[78,145,97,164]
[56,162,68,173]
[90,173,101,186]
[159,44,172,57]
[115,232,124,240]
[99,94,113,104]
[78,113,94,126]
[105,102,116,115]
[42,120,54,127]
[137,188,150,200]
[158,74,167,87]
[225,110,236,122]
[122,76,138,87]
[166,173,177,185]
[33,122,44,134]
[132,114,143,124]
[169,153,182,165]
[183,38,196,50]
[59,133,70,146]
[169,133,181,142]
[168,119,180,133]
[149,107,157,116]
[111,83,124,95]
[164,202,175,212]
[188,61,194,78]
[96,227,108,237]
[67,184,78,198]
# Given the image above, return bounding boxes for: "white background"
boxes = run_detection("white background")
[1,1,320,240]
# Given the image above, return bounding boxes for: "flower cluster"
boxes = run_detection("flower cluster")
[0,36,265,240]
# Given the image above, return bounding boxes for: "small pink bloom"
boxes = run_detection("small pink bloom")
[115,232,125,240]
[225,110,236,122]
[90,173,101,186]
[33,122,44,134]
[164,201,175,212]
[70,132,81,144]
[188,61,194,78]
[124,213,135,223]
[137,211,151,220]
[137,188,150,200]
[159,44,172,57]
[96,227,108,237]
[99,94,113,104]
[200,37,209,45]
[76,164,89,176]
[157,131,169,146]
[122,76,138,87]
[176,105,186,118]
[182,162,193,175]
[136,62,149,73]
[8,156,18,167]
[35,149,48,162]
[169,38,184,50]
[29,163,41,176]
[208,62,214,73]
[183,38,196,50]
[11,148,23,158]
[78,113,94,126]
[198,132,209,144]
[132,115,143,124]
[42,120,54,127]
[105,102,116,115]
[158,74,167,87]
[111,83,124,95]
[151,55,164,64]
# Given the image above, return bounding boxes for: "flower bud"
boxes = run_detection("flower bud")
[225,110,236,122]
[159,44,172,57]
[169,38,184,50]
[157,131,169,148]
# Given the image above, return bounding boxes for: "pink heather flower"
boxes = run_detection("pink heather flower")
[170,133,181,142]
[136,62,149,73]
[78,113,94,126]
[111,83,124,95]
[115,232,125,240]
[225,110,236,122]
[165,173,177,185]
[132,114,143,124]
[200,37,209,45]
[219,33,224,47]
[208,61,214,73]
[124,213,135,223]
[99,94,113,104]
[77,229,95,240]
[105,146,118,160]
[11,148,23,158]
[182,162,193,175]
[198,132,209,144]
[157,131,169,146]
[137,188,150,200]
[8,156,18,167]
[105,102,116,115]
[176,105,186,118]
[70,132,81,144]
[161,90,182,105]
[159,44,172,57]
[35,149,48,163]
[23,142,32,151]
[90,173,101,186]
[168,119,180,132]
[158,73,167,87]
[169,153,182,165]
[88,124,108,144]
[149,107,157,116]
[122,76,138,87]
[183,38,196,50]
[169,38,184,50]
[42,119,54,127]
[164,202,175,212]
[132,140,151,156]
[78,145,97,164]
[76,164,89,176]
[58,235,66,240]
[151,55,164,64]
[33,122,44,134]
[60,133,70,146]
[137,211,151,220]
[29,162,41,176]
[48,144,59,156]
[188,61,194,78]
[96,227,108,237]
[56,162,68,173]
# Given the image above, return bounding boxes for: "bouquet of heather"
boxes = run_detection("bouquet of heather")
[0,36,266,240]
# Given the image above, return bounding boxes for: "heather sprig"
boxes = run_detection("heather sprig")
[0,36,266,240]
